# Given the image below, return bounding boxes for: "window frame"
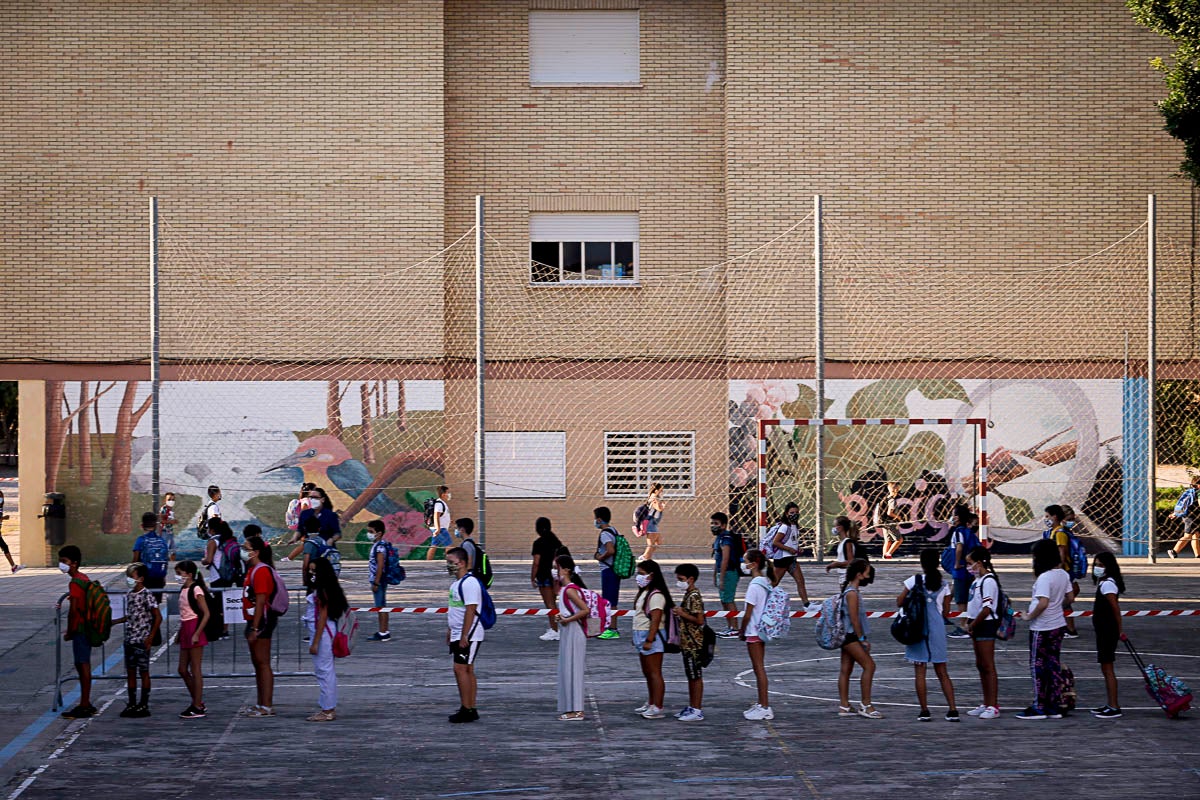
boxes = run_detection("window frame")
[603,431,696,499]
[530,239,639,285]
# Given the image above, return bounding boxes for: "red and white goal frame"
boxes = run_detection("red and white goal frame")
[756,417,989,547]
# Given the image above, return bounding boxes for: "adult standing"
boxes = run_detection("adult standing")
[553,554,589,721]
[638,484,665,562]
[1016,538,1072,720]
[241,535,283,718]
[531,517,564,642]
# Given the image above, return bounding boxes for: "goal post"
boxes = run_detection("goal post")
[757,417,989,555]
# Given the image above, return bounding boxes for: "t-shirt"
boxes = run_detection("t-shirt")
[1093,577,1120,633]
[448,575,486,642]
[243,563,276,621]
[67,571,90,634]
[368,539,386,584]
[531,535,563,581]
[124,588,156,644]
[461,539,479,570]
[836,538,856,563]
[179,584,205,623]
[967,573,1000,620]
[1097,577,1118,598]
[596,528,616,569]
[632,589,668,632]
[743,577,771,638]
[1029,568,1072,631]
[679,587,705,653]
[431,499,450,532]
[903,574,951,612]
[949,527,971,579]
[770,523,800,557]
[133,531,169,577]
[159,504,176,533]
[713,531,740,572]
[201,502,221,523]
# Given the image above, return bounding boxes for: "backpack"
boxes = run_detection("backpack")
[465,538,494,588]
[728,531,747,563]
[381,540,406,586]
[285,498,303,532]
[217,537,244,585]
[70,578,113,646]
[1174,487,1197,517]
[422,497,438,528]
[608,529,636,580]
[632,503,651,537]
[249,564,290,616]
[815,590,847,650]
[755,577,792,642]
[760,523,783,559]
[139,534,169,578]
[941,526,979,574]
[187,584,226,643]
[312,535,342,576]
[332,610,359,658]
[985,574,1017,641]
[563,583,611,638]
[196,502,215,540]
[456,574,497,631]
[647,590,682,653]
[1064,527,1087,580]
[890,574,929,646]
[698,624,717,668]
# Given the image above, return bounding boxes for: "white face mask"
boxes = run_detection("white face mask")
[1093,566,1106,579]
[309,498,322,509]
[241,549,254,561]
[675,580,689,591]
[165,499,175,508]
[635,574,651,588]
[740,562,754,576]
[175,574,186,584]
[58,562,71,573]
[125,577,137,588]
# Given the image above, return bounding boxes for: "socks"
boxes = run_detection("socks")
[127,688,137,705]
[139,688,150,706]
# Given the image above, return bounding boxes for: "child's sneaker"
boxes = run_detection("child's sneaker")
[979,706,1000,720]
[641,705,666,719]
[678,708,705,722]
[742,703,774,721]
[716,629,741,639]
[61,704,96,720]
[967,704,988,717]
[1093,706,1122,719]
[673,706,691,718]
[945,710,960,722]
[634,702,651,714]
[917,708,932,722]
[131,704,151,718]
[368,632,391,642]
[598,629,620,640]
[11,564,23,573]
[947,628,971,638]
[118,703,140,719]
[1015,706,1047,720]
[179,706,206,719]
[538,629,560,642]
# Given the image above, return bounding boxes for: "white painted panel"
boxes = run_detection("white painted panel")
[485,431,567,499]
[529,213,639,241]
[529,11,639,84]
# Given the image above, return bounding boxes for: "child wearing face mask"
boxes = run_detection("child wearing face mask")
[175,560,211,719]
[671,563,707,721]
[631,560,673,719]
[57,545,96,719]
[114,563,163,718]
[739,548,774,720]
[553,554,590,721]
[964,546,1001,719]
[158,492,177,561]
[1090,552,1125,718]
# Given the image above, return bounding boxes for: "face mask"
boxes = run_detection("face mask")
[58,562,71,573]
[309,498,322,509]
[1064,520,1075,530]
[740,562,754,576]
[710,525,722,534]
[635,574,651,588]
[125,577,137,588]
[594,520,604,529]
[1042,517,1053,531]
[165,500,175,508]
[787,512,798,521]
[175,574,186,585]
[446,564,459,576]
[455,529,465,539]
[1093,566,1105,579]
[675,580,688,591]
[241,549,254,561]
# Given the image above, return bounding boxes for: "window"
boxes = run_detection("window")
[483,431,566,499]
[530,213,638,284]
[529,10,640,86]
[604,431,695,498]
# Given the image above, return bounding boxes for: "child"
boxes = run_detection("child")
[115,563,163,717]
[738,548,773,720]
[158,491,177,561]
[878,481,905,559]
[306,556,347,722]
[897,549,958,721]
[767,502,812,607]
[1167,476,1200,558]
[455,517,478,572]
[366,520,392,641]
[710,513,741,637]
[426,485,452,560]
[132,511,169,600]
[825,516,860,573]
[1016,538,1071,720]
[1091,551,1125,718]
[446,546,484,723]
[175,560,210,719]
[946,506,979,638]
[632,559,672,719]
[0,489,21,573]
[553,554,589,721]
[672,563,707,722]
[58,545,96,719]
[964,546,1001,719]
[838,559,881,718]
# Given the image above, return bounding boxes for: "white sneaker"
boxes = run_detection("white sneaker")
[673,706,691,718]
[967,704,988,717]
[678,708,705,722]
[634,702,651,714]
[539,629,560,641]
[641,705,666,719]
[979,706,1000,720]
[743,703,774,721]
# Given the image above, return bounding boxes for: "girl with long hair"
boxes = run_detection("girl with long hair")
[838,559,881,718]
[1090,551,1126,718]
[896,549,958,721]
[553,554,589,720]
[964,546,1001,719]
[639,484,666,561]
[631,558,673,719]
[738,548,774,720]
[174,560,210,719]
[532,517,565,642]
[306,556,348,722]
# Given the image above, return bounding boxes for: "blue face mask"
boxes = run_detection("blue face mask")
[1063,520,1075,530]
[594,520,604,529]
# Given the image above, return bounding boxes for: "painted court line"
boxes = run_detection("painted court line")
[437,788,550,797]
[673,775,794,784]
[919,769,1046,776]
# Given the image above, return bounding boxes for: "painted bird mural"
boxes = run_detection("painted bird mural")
[261,434,404,517]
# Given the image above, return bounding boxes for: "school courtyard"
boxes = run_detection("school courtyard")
[0,555,1197,799]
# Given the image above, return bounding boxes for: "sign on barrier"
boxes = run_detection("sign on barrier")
[222,589,243,624]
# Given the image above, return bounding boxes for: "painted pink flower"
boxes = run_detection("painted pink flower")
[379,510,434,557]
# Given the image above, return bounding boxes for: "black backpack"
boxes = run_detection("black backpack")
[187,585,226,643]
[890,574,929,646]
[197,503,215,540]
[422,497,437,528]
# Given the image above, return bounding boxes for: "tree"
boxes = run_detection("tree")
[0,382,15,460]
[101,381,152,535]
[1129,0,1200,183]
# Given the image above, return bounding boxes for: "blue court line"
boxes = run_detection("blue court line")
[919,770,1046,776]
[437,788,551,798]
[673,776,795,783]
[0,646,125,771]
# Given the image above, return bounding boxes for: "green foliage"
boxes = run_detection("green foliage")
[0,382,15,453]
[1155,380,1200,463]
[1158,485,1183,512]
[1129,0,1200,183]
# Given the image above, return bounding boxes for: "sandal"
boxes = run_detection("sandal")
[837,706,857,717]
[557,712,584,721]
[306,710,336,722]
[857,703,883,719]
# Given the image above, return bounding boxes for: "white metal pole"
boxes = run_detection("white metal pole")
[150,196,161,514]
[1147,194,1157,563]
[814,195,826,562]
[475,196,486,548]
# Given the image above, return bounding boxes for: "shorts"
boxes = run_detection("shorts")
[772,556,796,572]
[430,528,453,547]
[880,528,902,544]
[645,519,659,534]
[600,566,620,609]
[841,633,865,647]
[1096,634,1118,664]
[718,570,739,605]
[179,618,208,650]
[971,619,1000,641]
[535,577,555,588]
[244,610,280,640]
[1184,515,1197,536]
[372,583,388,608]
[744,635,763,644]
[123,642,150,672]
[71,632,92,665]
[633,629,665,655]
[682,649,704,681]
[451,640,481,665]
[0,534,9,556]
[953,576,971,606]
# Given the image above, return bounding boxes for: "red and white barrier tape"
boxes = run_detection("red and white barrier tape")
[347,607,1200,619]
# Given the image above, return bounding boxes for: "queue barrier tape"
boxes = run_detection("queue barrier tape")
[346,607,1200,619]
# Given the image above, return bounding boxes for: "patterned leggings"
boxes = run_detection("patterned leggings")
[1029,627,1066,711]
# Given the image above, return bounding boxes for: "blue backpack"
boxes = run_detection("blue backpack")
[456,575,497,631]
[139,534,169,578]
[1043,525,1087,580]
[382,540,406,586]
[1174,487,1197,517]
[940,526,979,575]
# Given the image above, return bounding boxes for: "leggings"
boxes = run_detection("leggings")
[1029,626,1065,711]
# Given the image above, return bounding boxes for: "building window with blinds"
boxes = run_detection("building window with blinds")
[604,431,695,498]
[529,10,640,86]
[530,213,638,284]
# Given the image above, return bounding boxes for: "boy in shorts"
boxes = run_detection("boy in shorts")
[446,546,484,723]
[58,545,96,719]
[114,563,162,717]
[710,513,741,637]
[672,563,707,721]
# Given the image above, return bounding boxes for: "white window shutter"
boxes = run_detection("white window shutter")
[530,11,640,85]
[484,432,567,499]
[529,213,639,240]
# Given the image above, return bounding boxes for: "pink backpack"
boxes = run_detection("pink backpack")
[563,583,610,638]
[249,564,290,616]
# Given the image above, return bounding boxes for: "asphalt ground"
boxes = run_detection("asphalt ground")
[0,556,1199,800]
